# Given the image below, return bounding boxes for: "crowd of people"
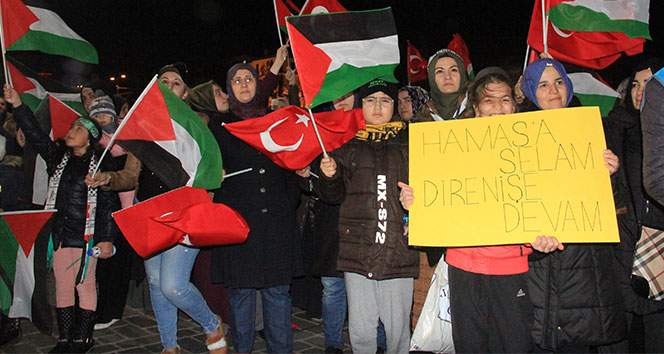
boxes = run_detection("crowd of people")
[0,40,663,354]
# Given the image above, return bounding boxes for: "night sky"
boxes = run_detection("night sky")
[15,0,664,96]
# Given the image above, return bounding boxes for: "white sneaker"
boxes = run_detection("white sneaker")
[94,318,119,330]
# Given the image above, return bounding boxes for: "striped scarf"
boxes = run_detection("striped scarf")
[355,121,406,142]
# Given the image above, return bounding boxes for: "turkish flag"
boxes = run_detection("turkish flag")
[112,187,249,258]
[527,0,644,69]
[447,33,474,77]
[300,0,347,15]
[224,105,365,170]
[407,41,427,83]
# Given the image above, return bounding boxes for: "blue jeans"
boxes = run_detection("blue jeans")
[144,244,219,350]
[321,277,385,349]
[227,285,292,354]
[321,276,347,349]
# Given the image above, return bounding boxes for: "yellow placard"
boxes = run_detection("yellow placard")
[408,107,619,247]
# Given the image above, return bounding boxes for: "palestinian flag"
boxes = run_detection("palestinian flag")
[527,0,644,69]
[287,8,399,108]
[274,0,300,34]
[1,0,98,63]
[569,72,619,117]
[549,0,650,39]
[299,0,347,15]
[113,75,223,190]
[0,210,54,334]
[447,33,474,79]
[6,56,85,115]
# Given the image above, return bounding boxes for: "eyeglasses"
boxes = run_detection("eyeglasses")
[232,76,255,85]
[363,97,394,107]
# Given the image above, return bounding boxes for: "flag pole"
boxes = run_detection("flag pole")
[224,168,253,179]
[541,0,548,54]
[307,108,328,158]
[0,0,12,87]
[298,0,310,15]
[523,44,531,73]
[273,0,284,46]
[92,75,158,177]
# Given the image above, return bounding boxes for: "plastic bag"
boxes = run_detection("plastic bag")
[410,259,454,353]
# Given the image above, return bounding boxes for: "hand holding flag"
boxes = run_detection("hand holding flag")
[96,75,223,190]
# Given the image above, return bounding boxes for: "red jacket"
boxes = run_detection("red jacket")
[446,245,532,275]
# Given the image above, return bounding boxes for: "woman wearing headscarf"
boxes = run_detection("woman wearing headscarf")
[521,58,627,352]
[186,80,229,115]
[184,79,233,329]
[208,45,301,354]
[397,85,429,123]
[604,58,664,352]
[421,49,469,121]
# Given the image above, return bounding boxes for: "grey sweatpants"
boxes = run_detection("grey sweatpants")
[344,272,413,354]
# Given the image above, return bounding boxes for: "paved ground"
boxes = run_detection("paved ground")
[1,305,351,353]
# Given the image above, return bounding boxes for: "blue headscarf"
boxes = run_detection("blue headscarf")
[522,58,574,109]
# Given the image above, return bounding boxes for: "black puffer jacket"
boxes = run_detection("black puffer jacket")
[642,75,664,206]
[604,101,664,316]
[13,104,119,249]
[319,129,419,280]
[528,244,627,350]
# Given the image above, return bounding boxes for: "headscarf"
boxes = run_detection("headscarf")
[522,58,574,109]
[186,80,218,112]
[398,86,429,118]
[226,63,265,119]
[427,49,469,119]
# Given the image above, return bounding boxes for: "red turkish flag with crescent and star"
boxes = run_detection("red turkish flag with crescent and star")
[224,105,365,170]
[407,41,427,83]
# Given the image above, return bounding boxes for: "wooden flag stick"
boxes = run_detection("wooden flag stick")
[272,0,284,46]
[523,44,531,73]
[307,108,328,158]
[92,75,158,177]
[541,0,549,54]
[0,0,13,87]
[224,168,253,179]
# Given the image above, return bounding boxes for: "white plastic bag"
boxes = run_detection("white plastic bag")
[410,259,455,353]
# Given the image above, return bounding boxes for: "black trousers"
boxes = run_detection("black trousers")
[448,264,534,353]
[95,234,134,323]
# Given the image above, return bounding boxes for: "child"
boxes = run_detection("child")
[318,79,419,353]
[5,85,119,353]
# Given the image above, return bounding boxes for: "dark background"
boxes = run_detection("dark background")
[10,0,664,96]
